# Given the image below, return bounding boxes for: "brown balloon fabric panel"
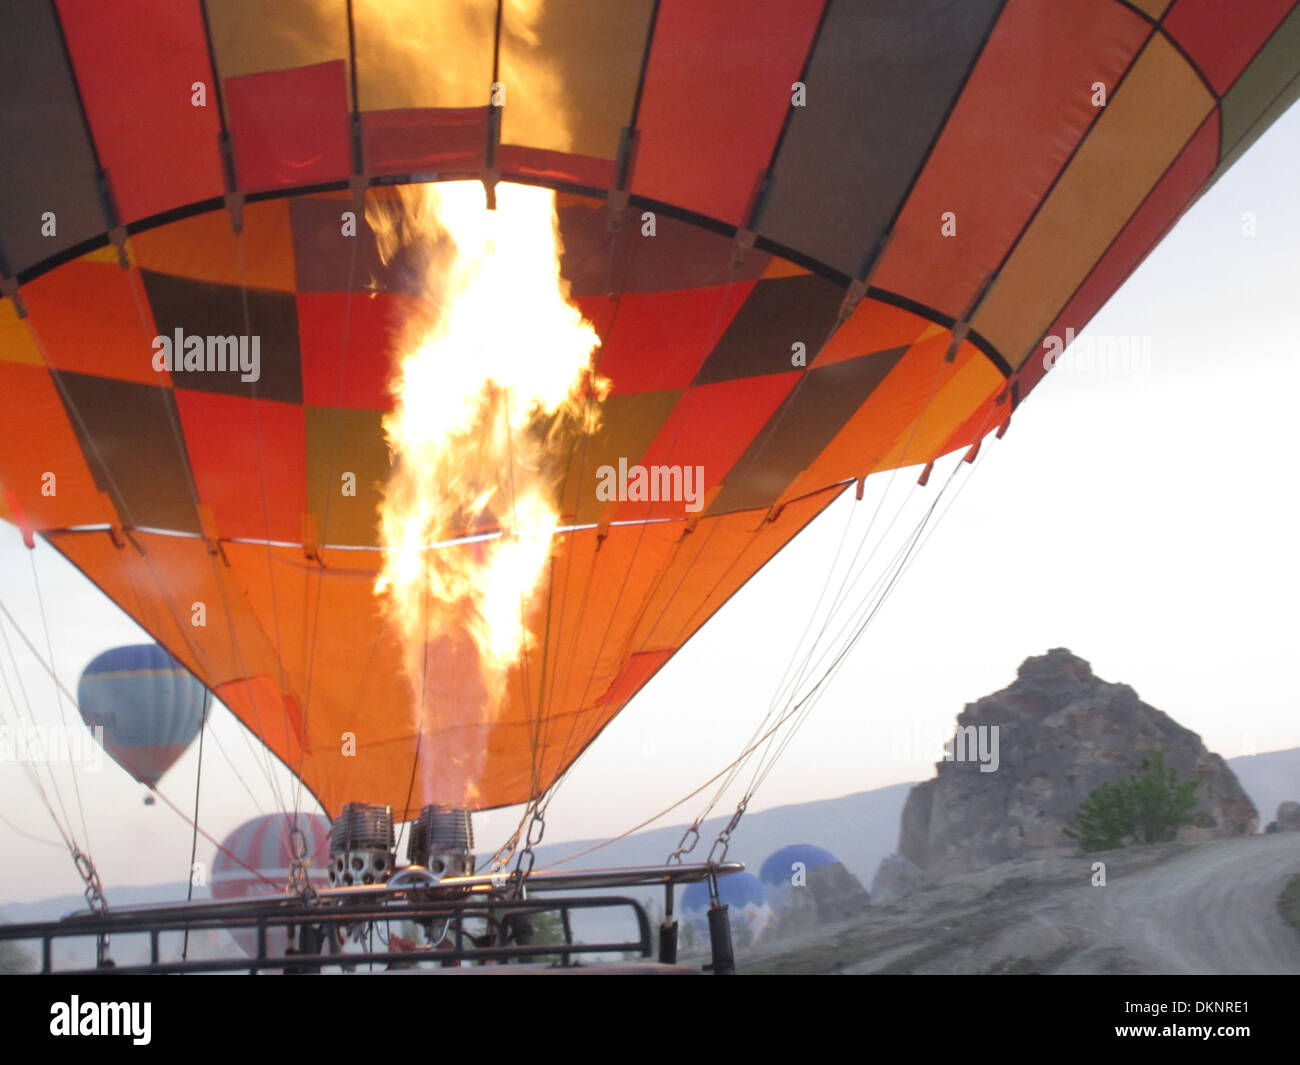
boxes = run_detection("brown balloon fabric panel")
[707,345,910,516]
[692,274,843,385]
[758,0,1004,280]
[0,1,104,275]
[57,374,201,535]
[1213,2,1300,180]
[141,272,303,403]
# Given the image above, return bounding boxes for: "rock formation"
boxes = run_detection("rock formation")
[898,649,1258,877]
[870,853,928,904]
[807,861,870,920]
[1265,801,1300,833]
[772,863,870,934]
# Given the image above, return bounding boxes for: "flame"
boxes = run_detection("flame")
[369,181,606,801]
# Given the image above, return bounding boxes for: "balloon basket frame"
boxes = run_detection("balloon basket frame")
[0,861,743,975]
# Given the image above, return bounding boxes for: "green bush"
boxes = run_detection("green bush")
[1278,874,1300,933]
[528,909,568,965]
[0,940,34,974]
[1064,751,1199,851]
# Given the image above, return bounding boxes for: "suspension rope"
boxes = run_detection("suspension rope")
[16,553,108,954]
[742,470,955,802]
[25,550,93,859]
[181,688,210,961]
[695,407,1004,859]
[746,485,940,793]
[497,195,644,873]
[538,424,994,873]
[296,190,365,823]
[230,223,298,827]
[119,268,288,802]
[0,810,64,849]
[28,278,291,817]
[0,615,78,853]
[679,343,964,845]
[0,596,81,853]
[536,266,745,819]
[674,337,997,857]
[0,591,281,890]
[540,680,862,871]
[202,713,267,816]
[667,478,942,864]
[147,786,282,891]
[678,488,864,844]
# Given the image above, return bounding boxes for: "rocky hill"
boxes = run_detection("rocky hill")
[898,648,1258,877]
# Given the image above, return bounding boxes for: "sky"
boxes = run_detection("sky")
[1,100,1297,906]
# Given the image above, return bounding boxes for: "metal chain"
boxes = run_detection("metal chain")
[485,822,521,877]
[510,804,547,894]
[72,847,112,966]
[287,823,316,901]
[667,821,701,865]
[72,846,107,915]
[526,806,547,850]
[706,799,748,865]
[486,829,519,891]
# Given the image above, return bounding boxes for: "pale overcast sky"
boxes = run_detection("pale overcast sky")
[2,101,1297,905]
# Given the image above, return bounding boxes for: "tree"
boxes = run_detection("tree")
[0,940,35,974]
[1064,751,1199,851]
[528,909,568,965]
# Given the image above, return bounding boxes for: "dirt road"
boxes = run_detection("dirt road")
[741,833,1300,974]
[1061,832,1300,974]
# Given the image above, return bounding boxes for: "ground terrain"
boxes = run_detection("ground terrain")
[731,833,1300,975]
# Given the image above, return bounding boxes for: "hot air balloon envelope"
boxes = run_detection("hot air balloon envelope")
[3,1,1299,816]
[77,643,207,788]
[211,813,331,957]
[682,871,774,944]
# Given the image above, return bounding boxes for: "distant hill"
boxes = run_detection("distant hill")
[1230,748,1300,827]
[0,882,219,971]
[0,880,205,926]
[529,781,915,891]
